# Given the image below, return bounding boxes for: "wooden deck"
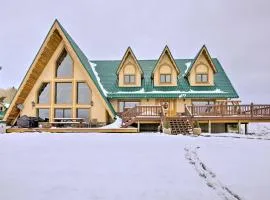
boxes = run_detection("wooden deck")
[6,127,138,133]
[121,104,270,127]
[185,104,270,122]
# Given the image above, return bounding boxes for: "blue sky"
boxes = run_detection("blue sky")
[0,0,270,103]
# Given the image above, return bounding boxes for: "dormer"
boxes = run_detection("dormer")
[152,46,180,87]
[117,47,143,87]
[185,45,217,86]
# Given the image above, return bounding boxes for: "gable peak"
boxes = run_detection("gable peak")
[116,47,143,75]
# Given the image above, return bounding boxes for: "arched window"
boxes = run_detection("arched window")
[123,64,136,84]
[159,65,172,83]
[37,82,50,104]
[56,49,73,78]
[195,64,208,83]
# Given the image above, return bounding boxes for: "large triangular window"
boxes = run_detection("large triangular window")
[56,49,73,78]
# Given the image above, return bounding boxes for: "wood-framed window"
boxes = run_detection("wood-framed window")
[56,49,73,78]
[55,82,73,104]
[160,74,171,83]
[118,101,140,112]
[196,74,208,83]
[37,82,50,104]
[76,108,90,123]
[54,108,72,118]
[124,74,136,84]
[37,108,50,121]
[77,82,91,104]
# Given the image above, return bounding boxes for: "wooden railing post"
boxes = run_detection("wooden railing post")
[250,102,254,118]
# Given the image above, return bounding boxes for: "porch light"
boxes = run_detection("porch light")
[31,101,36,108]
[91,101,94,106]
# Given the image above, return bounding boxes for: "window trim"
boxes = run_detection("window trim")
[124,74,136,84]
[160,73,172,83]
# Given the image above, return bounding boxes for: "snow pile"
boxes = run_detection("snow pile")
[100,116,122,129]
[89,61,108,96]
[246,123,270,136]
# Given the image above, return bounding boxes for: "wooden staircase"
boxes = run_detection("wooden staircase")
[166,117,193,135]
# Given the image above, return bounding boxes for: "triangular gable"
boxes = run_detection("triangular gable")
[4,20,116,125]
[4,20,63,125]
[185,45,217,77]
[116,47,143,75]
[152,45,180,76]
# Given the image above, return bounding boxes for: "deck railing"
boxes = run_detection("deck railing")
[186,104,270,117]
[121,105,162,125]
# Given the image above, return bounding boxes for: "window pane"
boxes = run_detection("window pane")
[166,75,171,82]
[77,109,90,123]
[55,108,72,118]
[37,108,49,121]
[130,75,135,83]
[160,75,165,83]
[56,50,73,78]
[124,102,140,108]
[119,102,125,112]
[77,82,91,104]
[124,75,130,83]
[202,74,208,82]
[196,74,202,82]
[55,83,72,104]
[38,83,50,104]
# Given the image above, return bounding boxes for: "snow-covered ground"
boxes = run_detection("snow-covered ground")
[0,133,270,200]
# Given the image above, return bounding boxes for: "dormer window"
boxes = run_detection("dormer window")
[117,47,143,87]
[195,64,209,84]
[160,74,171,83]
[196,74,208,83]
[124,74,136,84]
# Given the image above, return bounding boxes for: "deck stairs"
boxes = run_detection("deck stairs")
[166,117,193,135]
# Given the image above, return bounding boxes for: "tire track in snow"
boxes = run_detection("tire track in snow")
[184,146,242,200]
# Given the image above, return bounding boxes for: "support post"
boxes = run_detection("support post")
[244,123,248,135]
[137,121,140,133]
[238,121,241,134]
[250,102,254,118]
[208,120,211,133]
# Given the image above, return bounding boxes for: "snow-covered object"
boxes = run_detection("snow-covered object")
[0,122,6,133]
[115,88,225,94]
[245,123,270,135]
[0,133,270,199]
[89,61,108,96]
[100,116,122,128]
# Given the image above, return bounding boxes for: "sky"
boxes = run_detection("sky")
[0,0,270,103]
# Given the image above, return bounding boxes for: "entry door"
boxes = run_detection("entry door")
[157,99,176,117]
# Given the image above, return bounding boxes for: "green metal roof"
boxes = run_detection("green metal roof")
[91,59,239,99]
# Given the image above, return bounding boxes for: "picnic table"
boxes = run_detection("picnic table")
[50,118,87,128]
